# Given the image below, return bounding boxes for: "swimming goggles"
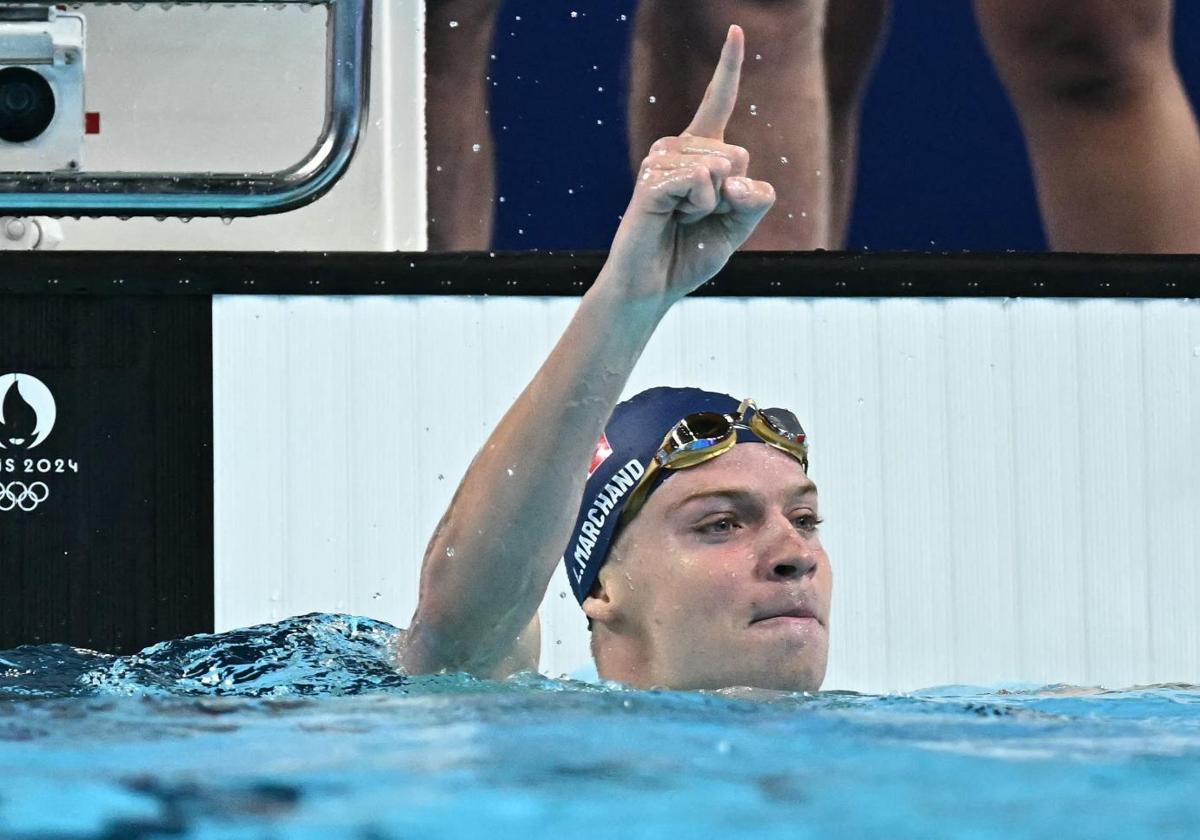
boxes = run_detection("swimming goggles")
[620,398,809,522]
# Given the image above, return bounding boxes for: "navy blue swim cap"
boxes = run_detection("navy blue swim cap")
[563,386,785,604]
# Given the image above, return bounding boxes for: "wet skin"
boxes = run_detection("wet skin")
[402,27,782,683]
[586,443,831,692]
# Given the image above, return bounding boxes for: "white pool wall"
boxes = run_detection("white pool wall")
[213,295,1200,695]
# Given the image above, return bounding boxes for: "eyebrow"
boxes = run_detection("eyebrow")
[668,482,818,514]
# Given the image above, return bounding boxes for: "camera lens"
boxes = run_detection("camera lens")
[0,67,56,143]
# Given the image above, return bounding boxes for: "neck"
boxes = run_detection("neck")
[592,629,662,688]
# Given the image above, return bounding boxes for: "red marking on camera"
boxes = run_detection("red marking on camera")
[85,113,100,134]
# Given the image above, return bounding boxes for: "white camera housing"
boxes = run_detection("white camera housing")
[0,7,85,172]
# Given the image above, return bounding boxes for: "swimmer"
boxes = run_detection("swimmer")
[399,26,830,691]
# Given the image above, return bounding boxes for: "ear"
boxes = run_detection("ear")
[581,566,621,628]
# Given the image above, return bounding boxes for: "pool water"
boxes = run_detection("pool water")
[3,614,1199,838]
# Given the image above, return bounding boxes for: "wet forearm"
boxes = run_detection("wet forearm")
[404,272,671,672]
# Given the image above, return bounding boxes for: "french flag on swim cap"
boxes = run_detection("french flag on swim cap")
[587,433,613,478]
[562,386,764,605]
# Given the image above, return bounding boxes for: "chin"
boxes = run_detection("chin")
[762,646,828,692]
[678,656,827,693]
[734,664,825,693]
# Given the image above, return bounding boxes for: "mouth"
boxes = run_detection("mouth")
[749,606,824,629]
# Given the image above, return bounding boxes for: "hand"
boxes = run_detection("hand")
[603,25,776,302]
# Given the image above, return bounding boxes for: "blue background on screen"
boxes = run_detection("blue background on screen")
[483,2,1200,252]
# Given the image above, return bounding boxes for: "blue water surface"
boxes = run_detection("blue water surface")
[2,614,1199,839]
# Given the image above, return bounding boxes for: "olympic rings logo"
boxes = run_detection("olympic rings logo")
[0,481,50,512]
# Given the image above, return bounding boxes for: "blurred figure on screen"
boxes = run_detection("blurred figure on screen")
[425,0,1200,254]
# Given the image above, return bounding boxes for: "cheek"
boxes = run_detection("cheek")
[639,534,754,619]
[667,554,749,616]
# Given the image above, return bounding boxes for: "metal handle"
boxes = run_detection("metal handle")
[0,0,372,217]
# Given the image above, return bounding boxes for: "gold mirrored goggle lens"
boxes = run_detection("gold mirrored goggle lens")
[748,407,809,469]
[661,412,735,462]
[621,402,810,524]
[623,412,737,521]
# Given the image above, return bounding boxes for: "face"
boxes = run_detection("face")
[586,443,831,692]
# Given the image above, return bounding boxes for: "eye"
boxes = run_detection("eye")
[697,515,739,535]
[793,514,824,533]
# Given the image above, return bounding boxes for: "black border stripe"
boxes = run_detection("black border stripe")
[2,251,1199,297]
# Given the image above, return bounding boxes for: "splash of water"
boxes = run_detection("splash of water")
[0,613,407,700]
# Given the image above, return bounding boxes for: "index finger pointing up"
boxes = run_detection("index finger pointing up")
[683,24,744,141]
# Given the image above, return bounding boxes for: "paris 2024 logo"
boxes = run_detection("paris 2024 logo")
[0,373,78,513]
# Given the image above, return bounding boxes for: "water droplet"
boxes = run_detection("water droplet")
[568,188,574,195]
[446,546,456,557]
[448,20,459,28]
[648,95,657,104]
[597,86,604,92]
[697,242,705,250]
[372,592,382,600]
[596,119,604,125]
[716,740,731,754]
[437,473,444,480]
[435,165,443,172]
[570,10,578,18]
[518,228,525,234]
[506,467,514,476]
[472,143,481,152]
[620,14,627,21]
[749,104,758,116]
[755,54,762,60]
[780,156,789,164]
[499,196,506,203]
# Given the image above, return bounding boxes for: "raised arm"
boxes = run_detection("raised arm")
[399,25,775,678]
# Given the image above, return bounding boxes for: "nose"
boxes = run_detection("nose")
[757,513,819,581]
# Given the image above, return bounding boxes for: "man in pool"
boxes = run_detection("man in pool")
[399,26,830,691]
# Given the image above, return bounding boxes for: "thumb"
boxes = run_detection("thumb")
[719,176,775,245]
